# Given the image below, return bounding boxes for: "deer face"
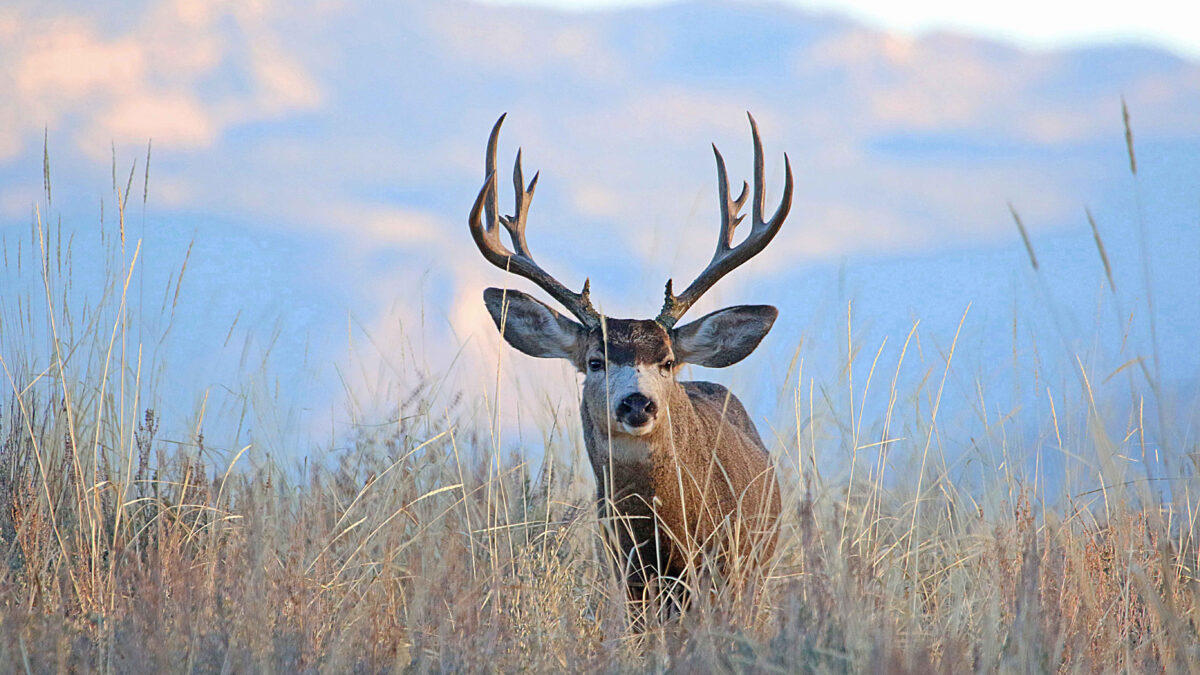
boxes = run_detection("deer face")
[483,289,777,438]
[581,319,676,437]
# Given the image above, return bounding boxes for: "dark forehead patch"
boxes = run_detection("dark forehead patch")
[591,319,672,365]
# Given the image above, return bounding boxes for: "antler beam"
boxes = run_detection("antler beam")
[657,112,793,328]
[468,114,600,328]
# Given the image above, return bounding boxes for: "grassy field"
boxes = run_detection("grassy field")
[1,148,1198,673]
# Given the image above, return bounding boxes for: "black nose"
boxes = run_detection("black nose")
[616,393,658,427]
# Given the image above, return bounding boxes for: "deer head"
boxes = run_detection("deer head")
[470,113,791,438]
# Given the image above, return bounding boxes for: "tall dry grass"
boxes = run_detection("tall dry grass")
[1,134,1198,673]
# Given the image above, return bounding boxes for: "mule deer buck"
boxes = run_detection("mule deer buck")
[469,113,788,613]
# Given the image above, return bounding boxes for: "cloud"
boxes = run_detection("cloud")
[245,43,322,114]
[318,203,444,248]
[14,24,145,96]
[426,3,626,82]
[97,92,218,149]
[0,1,321,160]
[801,28,1020,131]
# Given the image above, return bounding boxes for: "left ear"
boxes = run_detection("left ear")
[672,305,778,368]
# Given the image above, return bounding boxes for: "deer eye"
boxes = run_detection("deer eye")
[588,358,605,372]
[660,359,675,376]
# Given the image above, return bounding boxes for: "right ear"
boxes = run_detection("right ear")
[483,288,587,360]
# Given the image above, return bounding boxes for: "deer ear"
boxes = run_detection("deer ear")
[483,288,586,360]
[673,305,777,368]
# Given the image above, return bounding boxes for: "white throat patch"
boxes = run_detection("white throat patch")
[596,432,653,464]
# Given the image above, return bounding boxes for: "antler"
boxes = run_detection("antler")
[656,112,793,328]
[468,114,600,328]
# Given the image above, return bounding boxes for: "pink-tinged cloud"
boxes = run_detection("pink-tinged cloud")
[1,1,321,160]
[427,4,626,82]
[16,27,145,97]
[97,93,218,150]
[247,44,323,113]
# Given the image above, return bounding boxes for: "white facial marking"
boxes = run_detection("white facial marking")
[586,361,672,438]
[609,363,660,411]
[619,422,653,436]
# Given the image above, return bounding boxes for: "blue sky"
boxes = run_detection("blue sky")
[1,0,1197,475]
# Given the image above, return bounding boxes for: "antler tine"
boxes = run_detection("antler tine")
[749,112,793,232]
[657,112,793,328]
[468,114,600,328]
[713,144,749,251]
[469,115,511,264]
[500,149,538,258]
[483,114,504,236]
